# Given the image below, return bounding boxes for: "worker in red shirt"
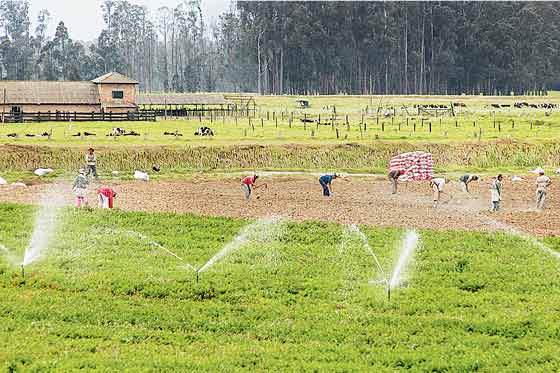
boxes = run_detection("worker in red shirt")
[97,187,117,209]
[241,174,265,200]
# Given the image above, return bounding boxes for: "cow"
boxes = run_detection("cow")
[300,118,314,123]
[194,127,214,136]
[108,127,126,136]
[123,131,140,136]
[7,133,16,138]
[491,104,501,108]
[453,102,467,107]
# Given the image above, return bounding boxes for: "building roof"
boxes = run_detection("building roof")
[92,72,139,85]
[0,81,100,105]
[137,94,229,105]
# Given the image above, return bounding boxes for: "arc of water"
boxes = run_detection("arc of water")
[348,224,387,280]
[198,216,284,274]
[388,230,420,289]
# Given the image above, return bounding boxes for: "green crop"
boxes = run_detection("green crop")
[1,202,559,370]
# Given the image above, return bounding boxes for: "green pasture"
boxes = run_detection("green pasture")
[1,109,560,146]
[1,203,560,370]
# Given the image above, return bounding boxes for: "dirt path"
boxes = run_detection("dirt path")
[0,176,558,236]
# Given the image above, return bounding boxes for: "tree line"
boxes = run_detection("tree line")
[1,0,559,95]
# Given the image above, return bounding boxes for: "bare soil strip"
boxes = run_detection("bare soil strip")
[0,177,557,236]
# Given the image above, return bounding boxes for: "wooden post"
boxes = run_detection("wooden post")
[261,118,264,128]
[275,117,278,128]
[336,128,339,139]
[512,121,514,129]
[498,122,501,132]
[382,122,385,132]
[455,120,458,127]
[414,122,416,132]
[429,122,432,133]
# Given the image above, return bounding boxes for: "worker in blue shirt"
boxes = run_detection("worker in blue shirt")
[319,174,338,197]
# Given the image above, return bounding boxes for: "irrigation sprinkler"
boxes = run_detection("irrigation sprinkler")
[387,285,391,302]
[21,264,25,279]
[196,269,200,283]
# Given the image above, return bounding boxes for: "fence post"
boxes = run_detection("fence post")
[382,122,385,132]
[429,122,432,133]
[336,128,339,139]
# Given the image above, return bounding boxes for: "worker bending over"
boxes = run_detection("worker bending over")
[430,177,448,208]
[241,174,264,200]
[97,187,117,209]
[459,174,479,193]
[319,174,338,197]
[388,170,403,194]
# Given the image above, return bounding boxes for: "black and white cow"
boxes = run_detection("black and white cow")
[194,127,214,136]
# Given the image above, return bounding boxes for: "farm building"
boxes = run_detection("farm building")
[0,72,139,117]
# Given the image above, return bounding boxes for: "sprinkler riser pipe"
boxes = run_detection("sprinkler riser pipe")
[21,264,25,279]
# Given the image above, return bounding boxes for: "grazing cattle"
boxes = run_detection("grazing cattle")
[108,127,125,136]
[491,104,500,108]
[41,132,50,137]
[7,133,16,137]
[25,134,35,137]
[123,131,140,136]
[84,132,96,136]
[453,102,467,107]
[529,104,538,108]
[194,127,214,136]
[500,104,511,108]
[300,118,314,123]
[152,164,161,172]
[514,102,523,108]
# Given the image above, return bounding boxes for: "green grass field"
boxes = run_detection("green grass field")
[1,203,560,370]
[2,93,560,146]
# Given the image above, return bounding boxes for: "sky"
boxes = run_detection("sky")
[28,0,232,41]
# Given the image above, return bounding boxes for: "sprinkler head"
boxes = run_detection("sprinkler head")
[387,286,391,302]
[21,264,25,279]
[196,270,199,283]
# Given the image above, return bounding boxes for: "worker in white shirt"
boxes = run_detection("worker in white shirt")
[430,177,448,208]
[535,170,552,210]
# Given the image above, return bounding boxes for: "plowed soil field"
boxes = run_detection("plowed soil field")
[0,176,558,236]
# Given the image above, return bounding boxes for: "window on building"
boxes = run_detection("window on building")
[112,91,124,99]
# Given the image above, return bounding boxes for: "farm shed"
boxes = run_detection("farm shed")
[0,72,139,120]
